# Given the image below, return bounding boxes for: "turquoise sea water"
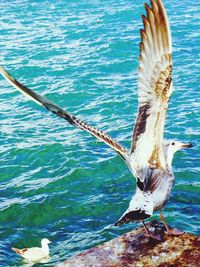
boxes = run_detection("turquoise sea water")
[0,0,199,266]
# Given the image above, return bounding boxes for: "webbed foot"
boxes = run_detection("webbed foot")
[142,221,162,241]
[167,228,184,236]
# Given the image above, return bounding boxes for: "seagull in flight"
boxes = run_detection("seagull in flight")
[0,0,192,239]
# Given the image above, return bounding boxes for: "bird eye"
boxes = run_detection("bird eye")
[172,142,175,145]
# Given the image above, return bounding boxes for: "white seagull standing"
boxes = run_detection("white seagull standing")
[12,238,51,262]
[0,0,192,239]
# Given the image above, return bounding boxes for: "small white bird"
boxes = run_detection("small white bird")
[12,238,51,262]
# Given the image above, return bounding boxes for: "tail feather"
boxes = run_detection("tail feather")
[12,247,21,254]
[115,191,154,226]
[115,209,151,226]
[12,247,27,255]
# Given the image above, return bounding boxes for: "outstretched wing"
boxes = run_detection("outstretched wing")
[131,0,172,170]
[0,66,129,160]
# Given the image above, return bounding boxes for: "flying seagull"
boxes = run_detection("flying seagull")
[12,238,51,262]
[0,0,192,239]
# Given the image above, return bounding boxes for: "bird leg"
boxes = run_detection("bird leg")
[160,212,184,236]
[142,221,162,241]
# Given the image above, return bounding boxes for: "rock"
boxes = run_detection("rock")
[55,220,200,267]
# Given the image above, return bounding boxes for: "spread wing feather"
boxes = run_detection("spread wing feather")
[131,0,172,171]
[0,67,129,160]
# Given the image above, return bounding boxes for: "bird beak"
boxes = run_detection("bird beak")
[181,143,193,148]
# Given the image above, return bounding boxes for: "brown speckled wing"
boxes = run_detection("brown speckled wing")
[0,67,129,160]
[131,0,172,169]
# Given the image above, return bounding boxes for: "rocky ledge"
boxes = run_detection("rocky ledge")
[56,220,200,267]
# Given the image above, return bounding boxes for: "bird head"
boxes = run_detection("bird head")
[41,238,51,246]
[164,140,192,166]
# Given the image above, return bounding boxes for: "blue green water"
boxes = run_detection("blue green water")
[0,0,199,266]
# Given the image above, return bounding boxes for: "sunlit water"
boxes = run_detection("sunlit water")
[0,0,199,266]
